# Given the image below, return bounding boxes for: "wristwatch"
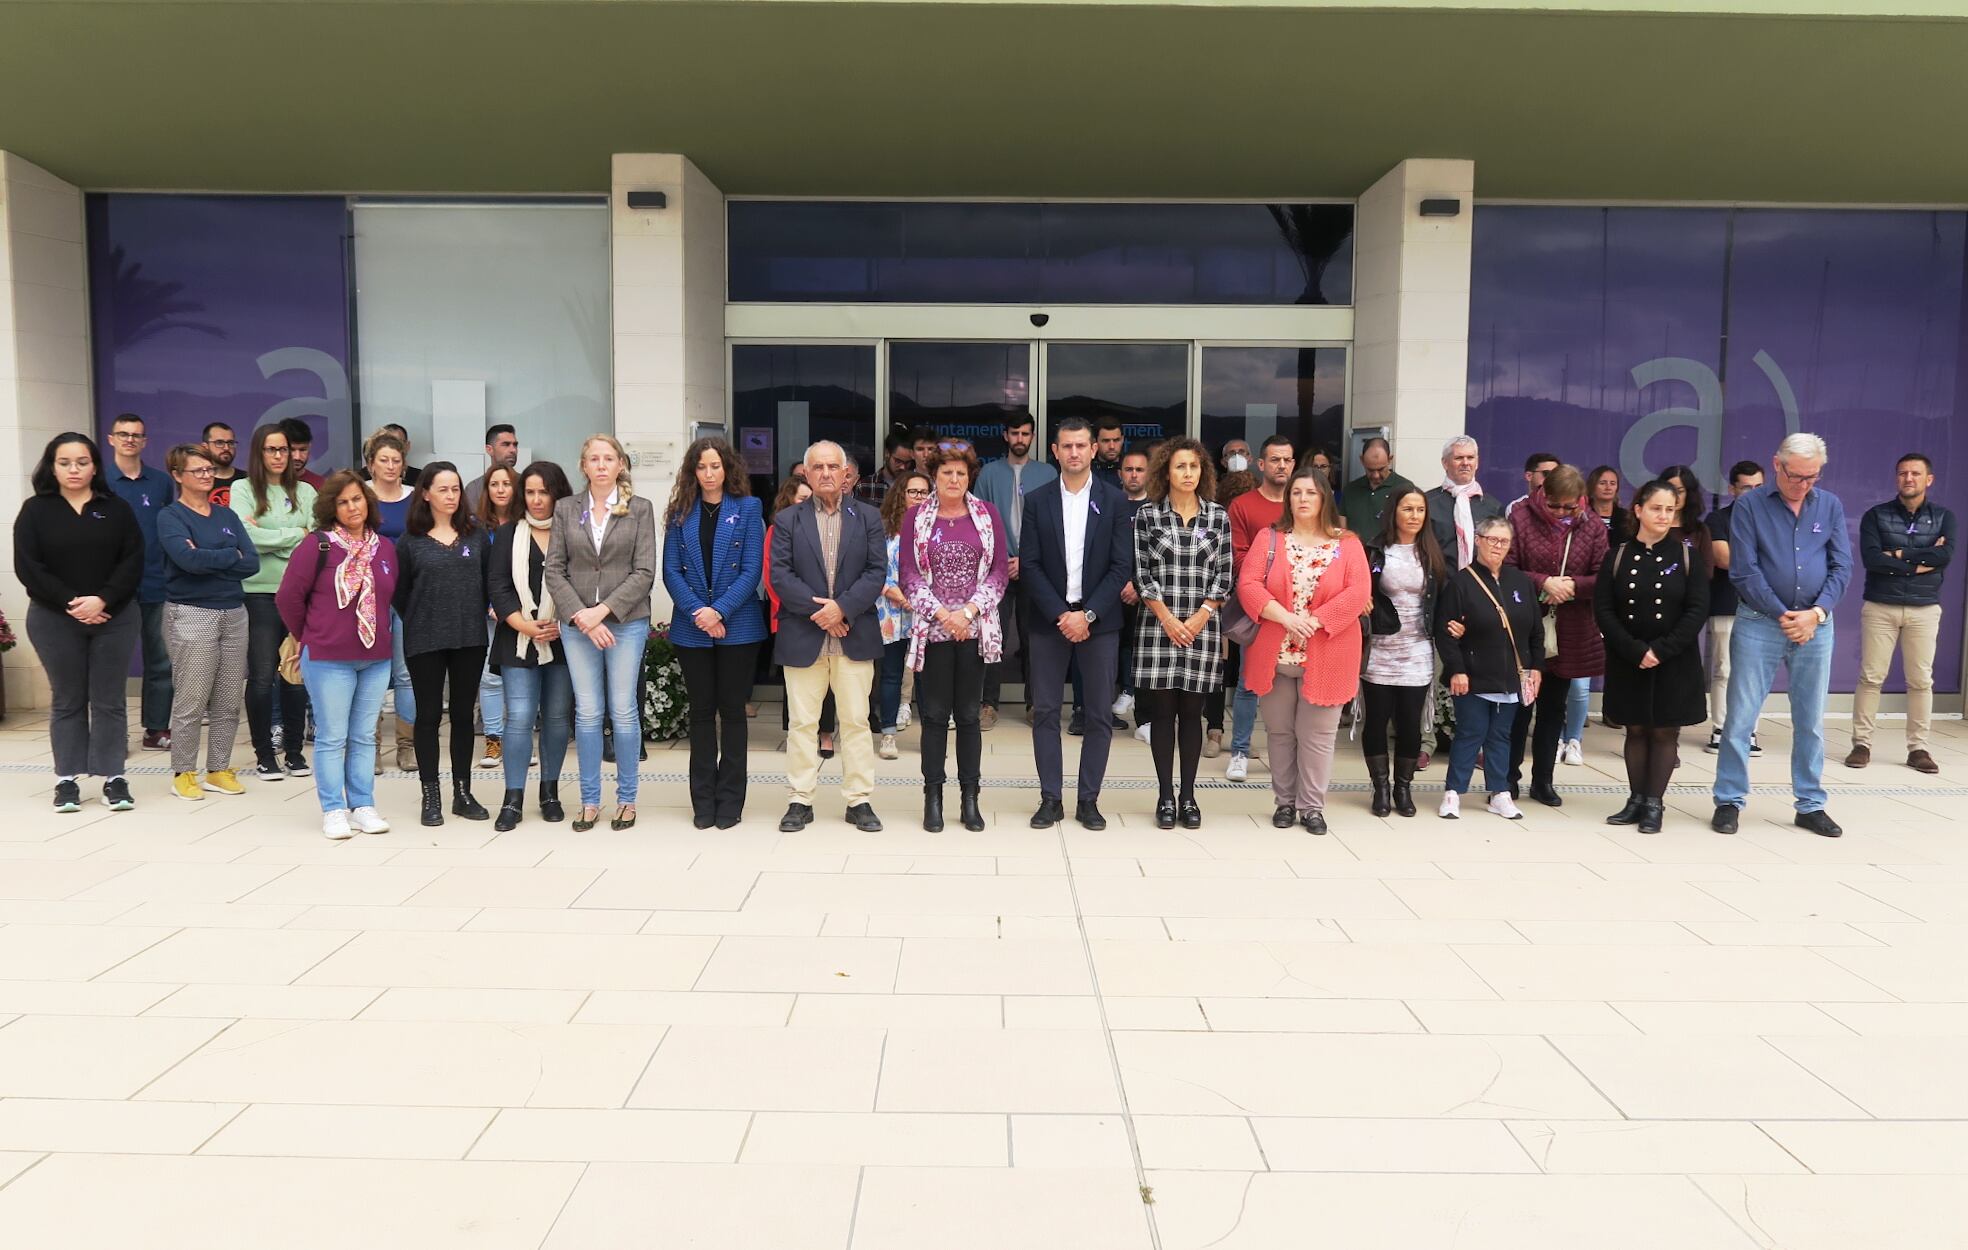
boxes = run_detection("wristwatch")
[962,605,979,622]
[1813,606,1829,624]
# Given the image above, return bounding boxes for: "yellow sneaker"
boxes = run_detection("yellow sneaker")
[172,772,204,802]
[201,769,246,796]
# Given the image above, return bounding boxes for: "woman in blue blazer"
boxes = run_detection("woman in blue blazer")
[662,438,767,829]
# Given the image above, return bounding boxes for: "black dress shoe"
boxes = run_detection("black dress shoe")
[1155,798,1177,829]
[1300,809,1327,836]
[1067,712,1085,737]
[779,802,814,832]
[693,810,716,830]
[1795,809,1843,838]
[846,803,883,832]
[1637,797,1665,834]
[1110,714,1129,730]
[1529,781,1563,808]
[1711,803,1740,835]
[1271,804,1296,829]
[1179,798,1202,830]
[1074,800,1105,831]
[1606,793,1645,825]
[1030,797,1065,829]
[715,812,741,830]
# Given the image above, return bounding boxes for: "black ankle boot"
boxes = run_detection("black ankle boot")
[452,780,490,821]
[959,785,985,832]
[1637,797,1665,834]
[1366,755,1392,818]
[420,781,444,826]
[494,788,525,831]
[1392,757,1418,818]
[538,780,564,823]
[1606,793,1646,825]
[922,785,944,832]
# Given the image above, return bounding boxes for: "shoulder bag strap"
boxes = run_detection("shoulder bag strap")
[1463,567,1524,671]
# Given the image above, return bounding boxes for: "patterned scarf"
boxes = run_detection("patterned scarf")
[330,525,379,649]
[1439,478,1486,569]
[906,493,1005,672]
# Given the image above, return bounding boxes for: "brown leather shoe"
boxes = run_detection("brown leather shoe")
[1908,749,1940,775]
[1843,744,1870,769]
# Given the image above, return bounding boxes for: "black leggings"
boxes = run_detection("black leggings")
[1139,686,1205,802]
[1360,681,1427,760]
[679,642,759,821]
[1623,724,1682,799]
[406,646,486,785]
[917,639,984,787]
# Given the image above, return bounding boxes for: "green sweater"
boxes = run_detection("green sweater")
[238,480,319,595]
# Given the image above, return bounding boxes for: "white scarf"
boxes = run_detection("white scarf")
[1440,478,1485,569]
[513,517,557,662]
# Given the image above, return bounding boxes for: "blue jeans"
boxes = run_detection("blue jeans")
[562,617,651,806]
[501,663,573,792]
[1714,609,1832,813]
[1447,694,1517,795]
[299,652,391,814]
[878,639,908,733]
[1564,677,1591,742]
[137,600,174,733]
[1231,649,1259,755]
[480,618,504,736]
[389,609,416,724]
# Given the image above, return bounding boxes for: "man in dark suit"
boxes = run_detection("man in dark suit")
[1022,417,1134,831]
[770,440,888,833]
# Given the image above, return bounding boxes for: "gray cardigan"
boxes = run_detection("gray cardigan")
[544,490,658,625]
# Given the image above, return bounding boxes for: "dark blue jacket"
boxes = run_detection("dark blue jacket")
[770,496,887,666]
[1860,496,1955,607]
[156,501,259,609]
[1020,473,1134,635]
[665,495,767,647]
[106,462,174,604]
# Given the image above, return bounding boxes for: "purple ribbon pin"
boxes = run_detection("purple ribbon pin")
[1512,590,1523,603]
[462,545,472,558]
[221,527,234,537]
[1090,499,1101,515]
[1812,522,1823,533]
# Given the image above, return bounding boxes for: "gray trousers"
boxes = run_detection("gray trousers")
[25,602,139,779]
[165,602,248,773]
[1258,681,1343,813]
[1029,626,1119,804]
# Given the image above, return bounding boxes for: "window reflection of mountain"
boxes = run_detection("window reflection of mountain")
[104,244,223,351]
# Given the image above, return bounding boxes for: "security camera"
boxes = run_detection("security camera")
[1030,313,1050,328]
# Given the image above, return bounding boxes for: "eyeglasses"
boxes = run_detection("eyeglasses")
[936,440,972,452]
[903,487,930,498]
[1547,499,1583,514]
[109,431,146,442]
[1478,535,1512,546]
[178,467,217,478]
[264,446,290,455]
[1778,464,1822,487]
[206,439,237,448]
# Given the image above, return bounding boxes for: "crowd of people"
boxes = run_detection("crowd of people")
[12,409,1950,841]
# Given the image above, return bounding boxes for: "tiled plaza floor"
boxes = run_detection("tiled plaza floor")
[2,698,1967,1247]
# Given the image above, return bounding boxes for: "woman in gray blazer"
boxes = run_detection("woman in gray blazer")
[544,434,658,832]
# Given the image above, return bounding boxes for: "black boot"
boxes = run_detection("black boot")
[1392,758,1418,818]
[494,788,525,831]
[452,779,490,821]
[1606,793,1646,825]
[1366,755,1392,818]
[1637,797,1666,835]
[538,780,564,823]
[923,785,944,833]
[959,785,985,832]
[419,780,444,827]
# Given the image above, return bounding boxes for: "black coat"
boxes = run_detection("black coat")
[487,521,566,670]
[1364,543,1441,637]
[1593,533,1710,727]
[1434,563,1543,696]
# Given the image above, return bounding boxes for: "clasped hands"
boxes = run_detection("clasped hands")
[66,595,109,626]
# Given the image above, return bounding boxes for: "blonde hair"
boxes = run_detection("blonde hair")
[579,433,635,516]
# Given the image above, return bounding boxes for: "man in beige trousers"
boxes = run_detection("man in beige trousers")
[1847,452,1954,775]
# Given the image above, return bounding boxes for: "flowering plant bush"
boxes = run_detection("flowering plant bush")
[0,610,16,653]
[640,621,688,741]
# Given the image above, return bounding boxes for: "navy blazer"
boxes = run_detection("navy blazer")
[770,495,887,666]
[1021,474,1134,635]
[664,495,767,647]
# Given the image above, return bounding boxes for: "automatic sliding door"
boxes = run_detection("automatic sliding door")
[888,342,1032,464]
[1198,345,1347,464]
[1044,343,1189,451]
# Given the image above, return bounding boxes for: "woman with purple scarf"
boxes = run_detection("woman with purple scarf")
[898,440,1008,833]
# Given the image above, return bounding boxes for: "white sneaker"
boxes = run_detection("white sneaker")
[896,704,913,731]
[1487,791,1524,820]
[1133,724,1152,744]
[321,809,354,841]
[878,733,899,760]
[349,806,390,835]
[1112,691,1135,720]
[1226,752,1249,782]
[1561,739,1583,767]
[1438,790,1460,819]
[1704,729,1722,754]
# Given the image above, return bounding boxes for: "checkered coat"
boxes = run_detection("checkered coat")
[1131,499,1232,693]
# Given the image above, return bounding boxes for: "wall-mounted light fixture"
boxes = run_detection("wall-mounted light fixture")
[1418,198,1462,218]
[625,191,668,210]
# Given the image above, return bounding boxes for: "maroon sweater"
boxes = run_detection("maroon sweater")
[1508,492,1608,679]
[275,531,400,662]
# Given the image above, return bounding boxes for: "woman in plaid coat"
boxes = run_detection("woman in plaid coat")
[1133,436,1233,831]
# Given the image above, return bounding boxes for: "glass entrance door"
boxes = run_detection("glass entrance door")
[1042,342,1189,452]
[889,341,1032,464]
[1199,345,1348,469]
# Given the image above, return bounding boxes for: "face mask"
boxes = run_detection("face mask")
[1225,454,1250,473]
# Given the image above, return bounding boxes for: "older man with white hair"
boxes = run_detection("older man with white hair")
[770,439,889,833]
[1425,436,1503,571]
[1711,432,1852,837]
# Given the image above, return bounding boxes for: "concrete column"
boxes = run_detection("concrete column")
[0,153,92,712]
[1350,158,1475,487]
[610,153,725,621]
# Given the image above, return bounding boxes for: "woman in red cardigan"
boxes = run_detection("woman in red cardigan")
[1238,465,1372,834]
